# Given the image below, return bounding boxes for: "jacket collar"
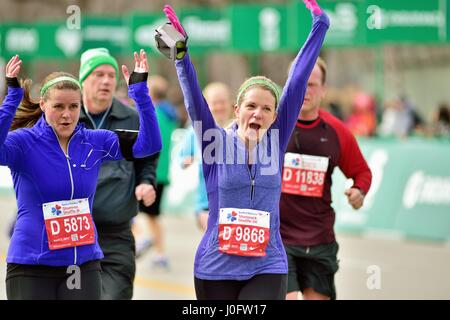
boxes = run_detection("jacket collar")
[34,113,84,137]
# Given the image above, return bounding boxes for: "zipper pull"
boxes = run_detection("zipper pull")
[250,179,255,201]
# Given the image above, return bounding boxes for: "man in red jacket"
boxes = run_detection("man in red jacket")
[280,57,372,300]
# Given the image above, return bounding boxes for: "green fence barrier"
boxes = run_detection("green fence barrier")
[332,137,450,242]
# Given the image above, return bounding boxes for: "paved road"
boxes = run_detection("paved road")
[1,193,449,300]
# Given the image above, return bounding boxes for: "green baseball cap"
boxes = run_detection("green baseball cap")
[79,48,119,84]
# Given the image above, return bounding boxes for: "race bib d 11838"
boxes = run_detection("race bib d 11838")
[218,208,270,257]
[43,198,95,250]
[282,152,329,197]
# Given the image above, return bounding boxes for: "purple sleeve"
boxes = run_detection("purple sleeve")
[127,81,162,158]
[175,54,220,178]
[275,12,330,152]
[175,54,218,148]
[0,86,24,167]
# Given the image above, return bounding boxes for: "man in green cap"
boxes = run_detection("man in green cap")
[78,48,159,300]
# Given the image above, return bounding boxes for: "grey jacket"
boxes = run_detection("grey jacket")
[79,98,159,227]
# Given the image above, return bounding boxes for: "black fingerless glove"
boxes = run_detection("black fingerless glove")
[129,72,148,85]
[115,129,138,161]
[6,77,20,88]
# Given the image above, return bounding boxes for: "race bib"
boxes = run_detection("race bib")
[43,198,95,250]
[218,208,270,257]
[282,152,329,197]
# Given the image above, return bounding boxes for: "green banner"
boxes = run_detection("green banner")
[178,8,230,51]
[81,16,128,55]
[38,22,82,58]
[332,138,450,242]
[2,17,127,60]
[2,23,40,59]
[1,1,450,59]
[130,13,171,55]
[1,22,82,59]
[365,0,447,44]
[229,4,289,53]
[130,8,230,55]
[292,0,367,48]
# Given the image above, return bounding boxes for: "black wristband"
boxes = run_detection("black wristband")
[129,72,148,85]
[6,77,20,88]
[115,129,138,161]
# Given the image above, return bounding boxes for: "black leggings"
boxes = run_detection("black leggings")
[195,274,287,300]
[6,261,102,300]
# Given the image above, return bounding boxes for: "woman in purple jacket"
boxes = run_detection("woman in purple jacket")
[162,1,329,299]
[1,50,161,299]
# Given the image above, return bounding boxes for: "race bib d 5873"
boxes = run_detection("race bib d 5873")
[43,198,95,250]
[218,208,270,257]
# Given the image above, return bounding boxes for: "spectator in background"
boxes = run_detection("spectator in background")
[402,95,425,136]
[138,75,179,269]
[78,48,160,299]
[378,95,416,138]
[345,91,377,137]
[431,103,450,138]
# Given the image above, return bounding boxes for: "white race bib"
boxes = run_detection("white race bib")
[43,198,95,250]
[282,152,329,197]
[218,208,270,257]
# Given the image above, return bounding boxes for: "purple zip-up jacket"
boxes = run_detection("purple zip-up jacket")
[175,12,329,280]
[0,81,161,266]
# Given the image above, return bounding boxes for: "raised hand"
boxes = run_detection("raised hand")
[163,4,186,36]
[121,49,148,85]
[303,0,323,15]
[5,55,22,78]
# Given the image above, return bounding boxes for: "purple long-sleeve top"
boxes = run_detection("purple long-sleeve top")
[0,81,161,266]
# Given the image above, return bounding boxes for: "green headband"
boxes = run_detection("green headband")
[40,76,81,97]
[237,79,281,107]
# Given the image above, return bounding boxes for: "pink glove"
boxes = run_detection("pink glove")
[163,4,186,37]
[303,0,323,15]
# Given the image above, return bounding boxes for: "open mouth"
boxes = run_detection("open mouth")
[249,123,261,130]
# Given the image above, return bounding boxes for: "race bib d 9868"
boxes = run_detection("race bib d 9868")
[43,198,95,250]
[282,152,329,197]
[218,208,270,257]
